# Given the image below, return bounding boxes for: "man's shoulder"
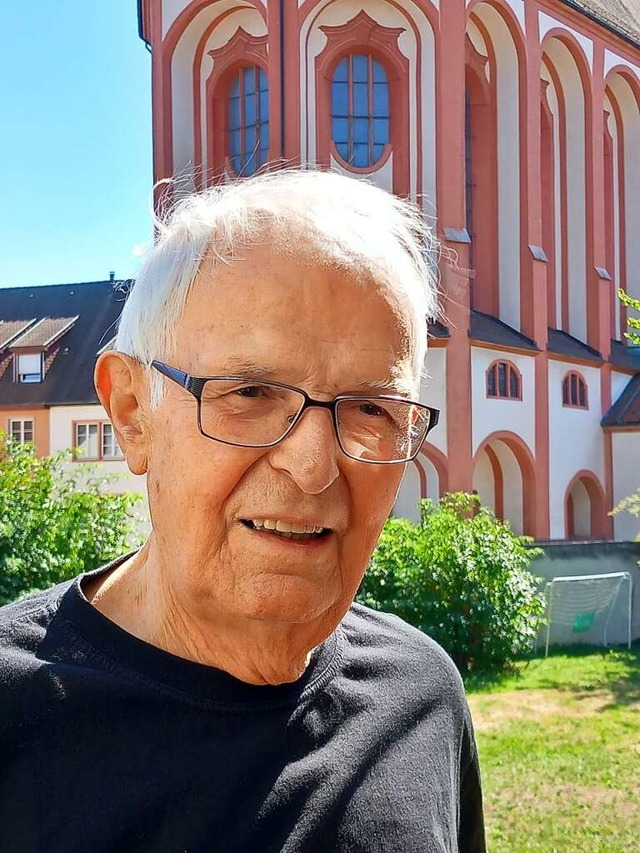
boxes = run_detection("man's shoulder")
[344,600,454,657]
[341,602,465,696]
[0,581,75,674]
[0,580,71,627]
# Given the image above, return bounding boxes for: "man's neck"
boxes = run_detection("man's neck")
[84,547,324,685]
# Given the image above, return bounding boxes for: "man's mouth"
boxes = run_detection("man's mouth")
[241,518,331,541]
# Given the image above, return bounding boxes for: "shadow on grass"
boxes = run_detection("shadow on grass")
[589,657,640,710]
[463,641,640,707]
[539,643,640,709]
[462,668,516,693]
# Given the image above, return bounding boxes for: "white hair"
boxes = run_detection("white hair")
[116,169,439,404]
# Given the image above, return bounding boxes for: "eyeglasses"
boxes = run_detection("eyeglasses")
[151,360,439,464]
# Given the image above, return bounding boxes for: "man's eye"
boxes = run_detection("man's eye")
[236,385,265,398]
[360,402,386,417]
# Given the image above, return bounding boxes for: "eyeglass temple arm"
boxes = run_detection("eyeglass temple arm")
[151,360,190,389]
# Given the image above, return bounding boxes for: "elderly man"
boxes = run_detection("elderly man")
[0,170,485,852]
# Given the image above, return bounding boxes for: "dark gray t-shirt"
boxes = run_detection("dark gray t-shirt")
[0,561,485,852]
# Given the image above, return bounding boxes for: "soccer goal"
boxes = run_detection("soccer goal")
[543,572,633,656]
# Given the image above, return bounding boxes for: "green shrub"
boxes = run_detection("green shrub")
[0,434,143,605]
[618,287,640,345]
[358,492,546,672]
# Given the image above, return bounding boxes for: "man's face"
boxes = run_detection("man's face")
[144,243,416,635]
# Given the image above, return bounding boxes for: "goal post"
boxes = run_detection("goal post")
[543,572,633,656]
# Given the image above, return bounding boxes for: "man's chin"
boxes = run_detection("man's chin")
[236,577,345,628]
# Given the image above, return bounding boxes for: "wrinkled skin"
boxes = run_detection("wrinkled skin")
[91,244,417,685]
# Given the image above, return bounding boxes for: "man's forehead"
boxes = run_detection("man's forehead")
[188,250,413,333]
[175,244,418,392]
[196,238,400,299]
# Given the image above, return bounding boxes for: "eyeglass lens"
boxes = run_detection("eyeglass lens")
[198,379,431,461]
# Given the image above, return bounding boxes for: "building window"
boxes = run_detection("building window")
[228,66,269,177]
[8,418,34,444]
[75,423,100,460]
[562,371,588,409]
[74,422,123,461]
[486,361,521,400]
[331,54,389,168]
[101,423,124,459]
[16,352,42,383]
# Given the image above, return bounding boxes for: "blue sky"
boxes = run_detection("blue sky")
[0,1,153,288]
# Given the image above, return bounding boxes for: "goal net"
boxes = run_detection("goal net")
[543,572,633,656]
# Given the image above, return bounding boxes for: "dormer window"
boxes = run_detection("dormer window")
[16,352,43,383]
[4,316,78,384]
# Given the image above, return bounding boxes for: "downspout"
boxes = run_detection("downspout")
[137,0,152,52]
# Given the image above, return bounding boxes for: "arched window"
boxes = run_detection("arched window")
[486,361,521,400]
[227,66,269,176]
[331,54,389,168]
[562,371,588,408]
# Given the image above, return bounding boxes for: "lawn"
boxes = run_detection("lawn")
[466,644,640,853]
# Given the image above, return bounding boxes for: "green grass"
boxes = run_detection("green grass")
[466,644,640,852]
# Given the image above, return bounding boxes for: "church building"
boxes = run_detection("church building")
[137,0,640,540]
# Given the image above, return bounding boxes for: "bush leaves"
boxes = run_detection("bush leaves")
[358,493,546,672]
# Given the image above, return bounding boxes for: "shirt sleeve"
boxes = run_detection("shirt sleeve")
[458,709,487,853]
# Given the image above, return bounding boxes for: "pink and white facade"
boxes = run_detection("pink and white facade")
[139,0,640,541]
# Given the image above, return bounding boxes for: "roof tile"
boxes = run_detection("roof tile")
[0,319,36,350]
[602,373,640,426]
[9,316,78,349]
[428,321,450,340]
[610,339,640,371]
[547,328,602,362]
[563,0,640,46]
[470,311,539,352]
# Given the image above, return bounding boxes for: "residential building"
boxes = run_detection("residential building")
[137,0,639,541]
[0,280,146,496]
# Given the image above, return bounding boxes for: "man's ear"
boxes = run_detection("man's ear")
[95,352,150,475]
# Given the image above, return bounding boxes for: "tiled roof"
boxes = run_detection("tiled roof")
[8,316,78,349]
[470,311,539,351]
[428,320,450,339]
[547,328,602,362]
[610,339,640,371]
[0,319,35,350]
[562,1,640,47]
[602,373,640,426]
[0,281,126,407]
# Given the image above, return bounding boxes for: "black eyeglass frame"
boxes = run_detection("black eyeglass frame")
[151,359,440,465]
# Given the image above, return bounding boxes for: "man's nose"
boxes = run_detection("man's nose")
[268,407,340,494]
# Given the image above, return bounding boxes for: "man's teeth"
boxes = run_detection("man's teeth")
[249,519,326,536]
